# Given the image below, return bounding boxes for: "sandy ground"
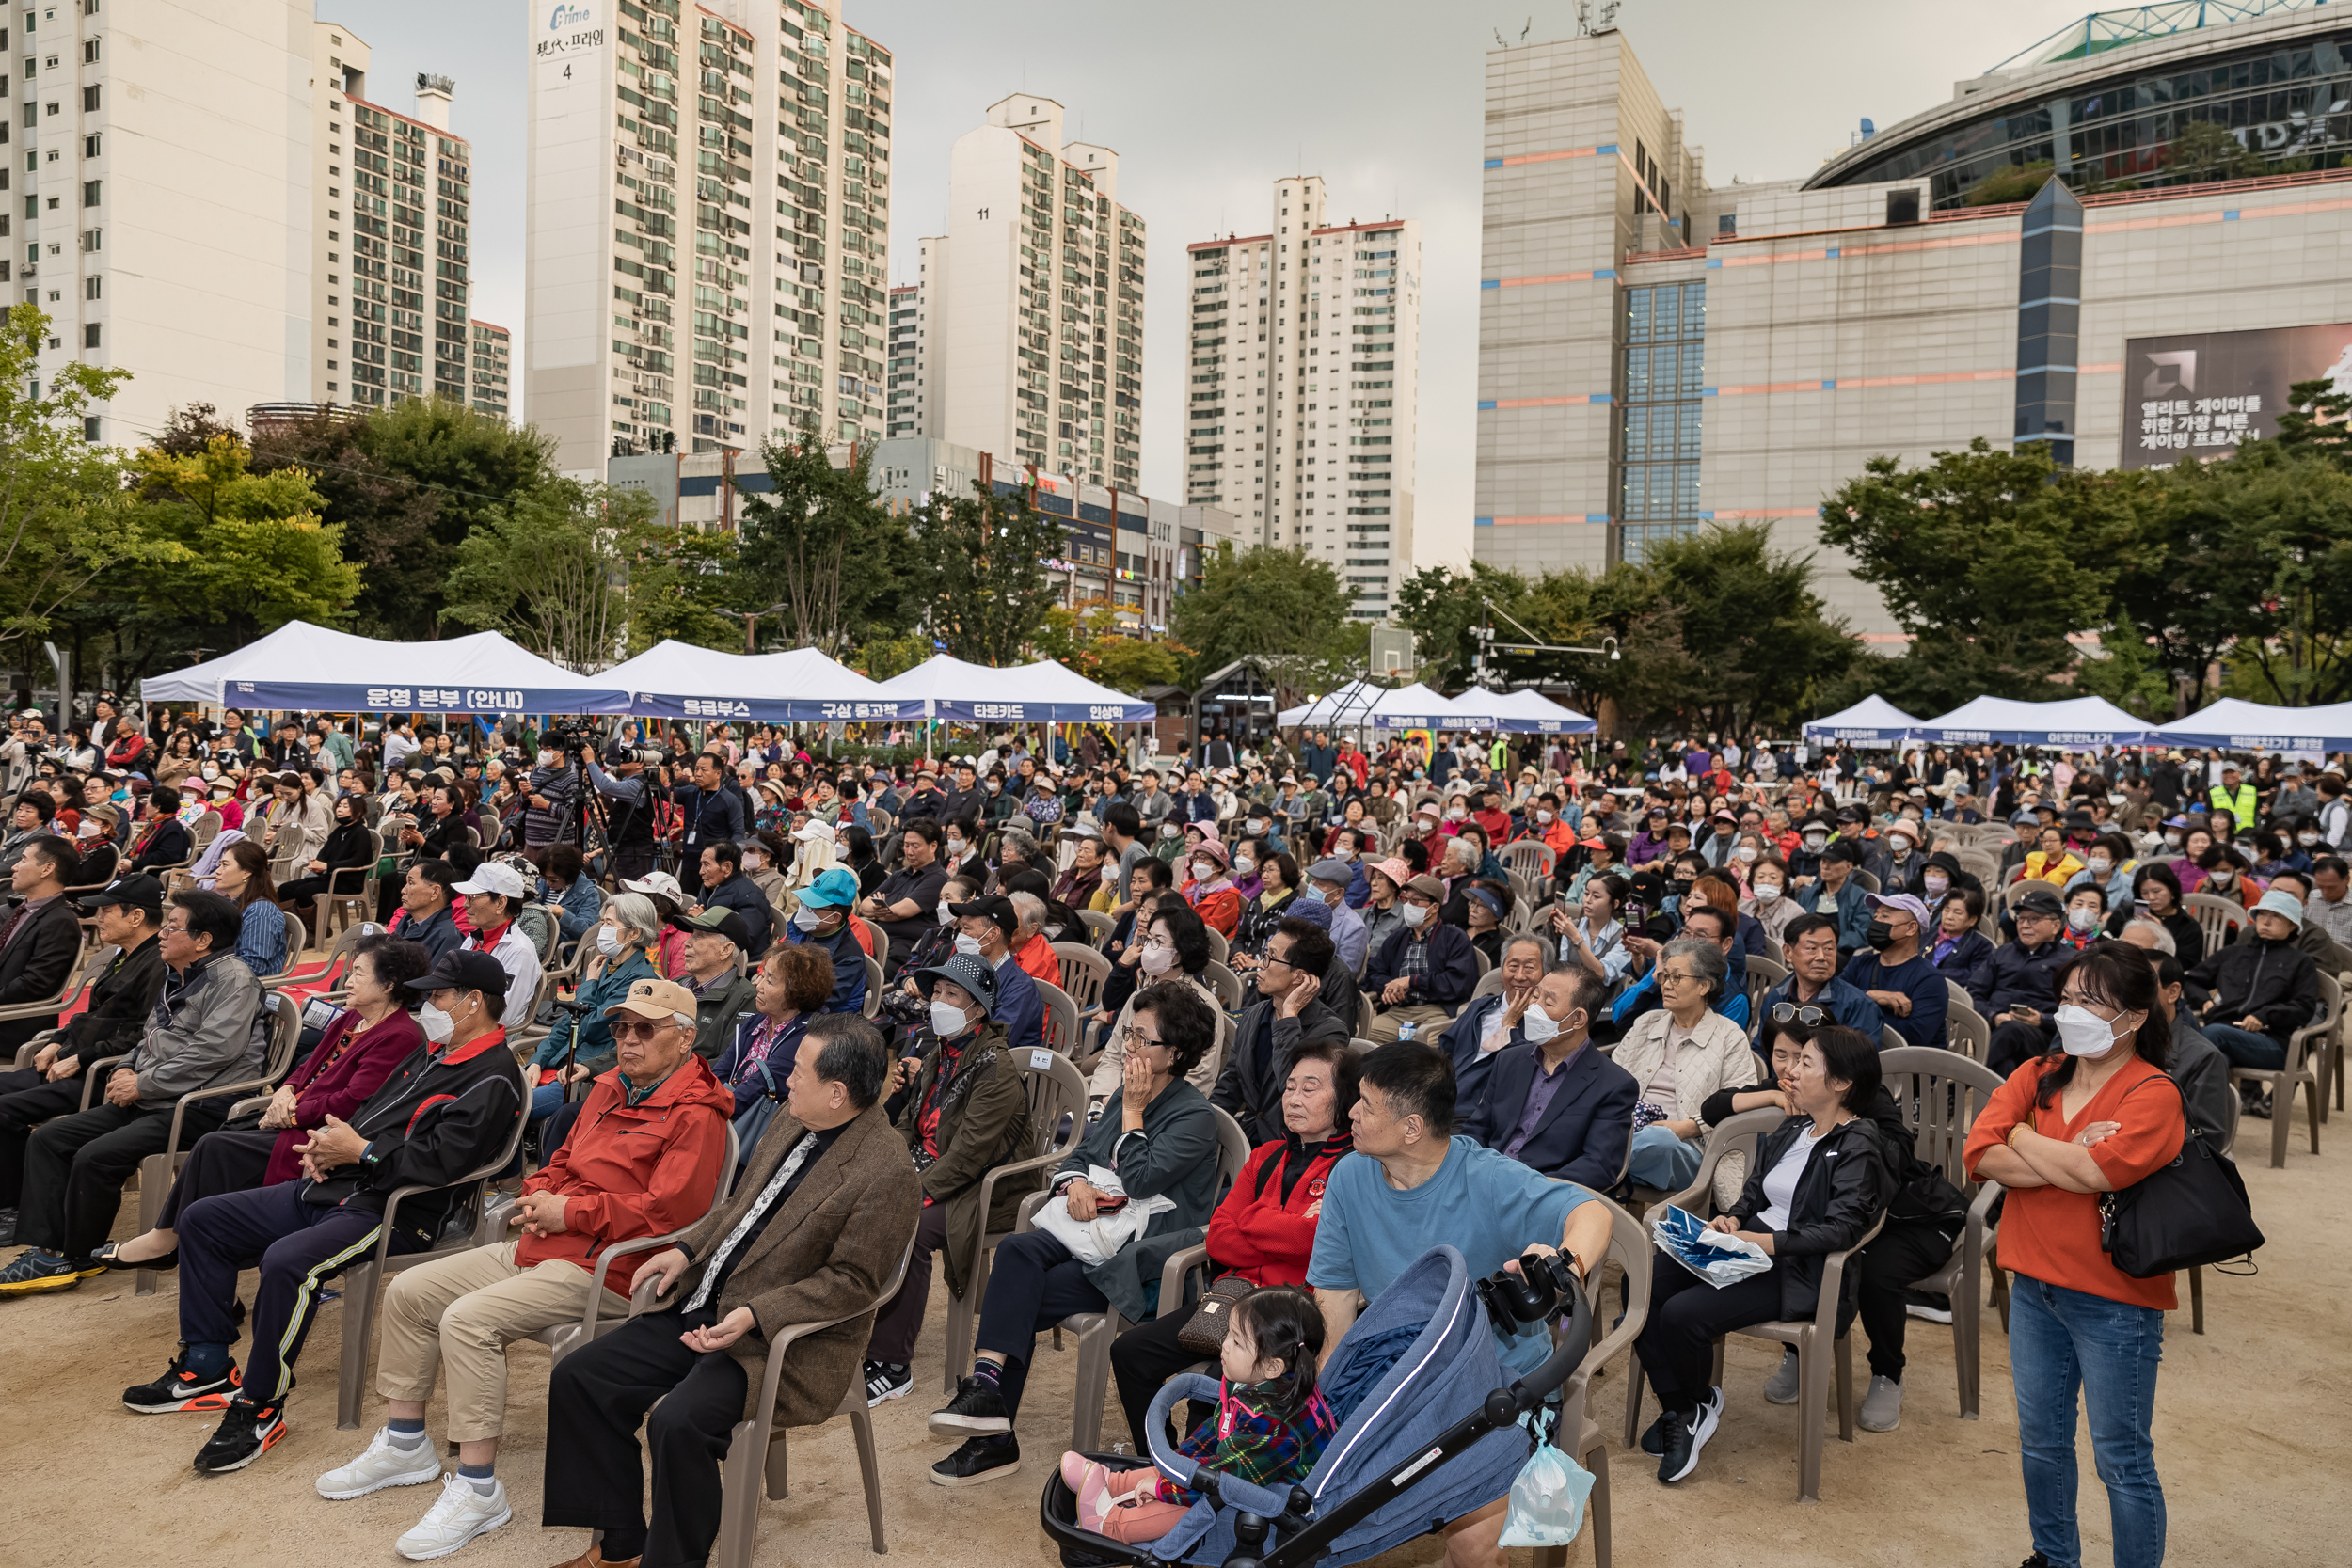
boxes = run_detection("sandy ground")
[6,1117,2344,1568]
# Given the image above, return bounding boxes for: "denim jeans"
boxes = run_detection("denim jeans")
[1627,1124,1704,1190]
[2009,1272,2166,1568]
[2201,1022,2283,1072]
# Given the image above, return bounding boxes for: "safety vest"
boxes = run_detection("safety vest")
[2208,782,2257,831]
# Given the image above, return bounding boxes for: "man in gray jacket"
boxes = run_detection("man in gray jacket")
[0,889,267,1291]
[1210,920,1349,1145]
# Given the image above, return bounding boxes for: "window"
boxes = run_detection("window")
[83,415,100,442]
[81,178,98,206]
[81,321,97,347]
[81,272,95,297]
[80,84,98,112]
[81,133,96,158]
[80,37,94,62]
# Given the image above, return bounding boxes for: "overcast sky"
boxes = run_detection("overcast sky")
[323,0,2112,568]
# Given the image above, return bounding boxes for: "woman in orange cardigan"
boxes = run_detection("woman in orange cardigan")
[1179,835,1244,938]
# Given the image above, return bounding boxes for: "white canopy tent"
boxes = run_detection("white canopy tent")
[1278,681,1479,732]
[872,654,1155,723]
[1452,685,1598,736]
[599,641,917,723]
[1800,695,1922,748]
[137,621,631,714]
[1910,694,2154,747]
[2153,697,2352,753]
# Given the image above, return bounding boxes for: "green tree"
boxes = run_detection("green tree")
[903,480,1067,666]
[1169,543,1358,705]
[1963,160,2058,206]
[441,480,660,669]
[128,436,361,645]
[2073,611,2173,718]
[733,427,912,654]
[1639,523,1856,732]
[620,525,744,655]
[0,304,157,655]
[1034,598,1187,690]
[247,406,443,640]
[1820,438,2134,700]
[2276,376,2352,467]
[1393,561,1545,689]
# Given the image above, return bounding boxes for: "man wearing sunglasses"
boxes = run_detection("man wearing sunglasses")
[1755,914,1885,1038]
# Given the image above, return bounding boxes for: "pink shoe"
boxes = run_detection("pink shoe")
[1075,1463,1116,1533]
[1059,1451,1091,1493]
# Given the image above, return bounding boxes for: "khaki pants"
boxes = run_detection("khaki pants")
[376,1240,630,1442]
[1364,1002,1454,1045]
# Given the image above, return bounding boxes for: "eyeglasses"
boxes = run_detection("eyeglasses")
[1656,968,1702,988]
[610,1019,675,1042]
[1771,1003,1829,1026]
[1118,1025,1168,1053]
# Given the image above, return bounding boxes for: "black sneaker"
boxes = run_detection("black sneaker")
[192,1396,287,1474]
[125,1354,244,1413]
[929,1433,1020,1488]
[1656,1387,1721,1484]
[0,1248,96,1296]
[1639,1409,1668,1456]
[864,1360,913,1408]
[928,1374,1010,1439]
[1904,1289,1955,1324]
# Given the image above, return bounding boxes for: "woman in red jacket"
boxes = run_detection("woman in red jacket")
[1109,1038,1358,1448]
[93,935,433,1269]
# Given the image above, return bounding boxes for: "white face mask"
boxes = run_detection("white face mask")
[946,837,965,855]
[1536,810,1554,824]
[1447,806,1468,820]
[2054,1002,2129,1058]
[2208,868,2234,887]
[790,904,828,932]
[1138,942,1176,975]
[1519,1002,1562,1046]
[953,932,984,957]
[1732,844,1756,863]
[2087,857,2112,876]
[935,899,954,926]
[930,1000,970,1038]
[2163,832,2183,847]
[2300,832,2322,847]
[1754,883,1783,903]
[1246,818,1265,834]
[1399,901,1430,928]
[1803,832,1827,850]
[1232,856,1256,877]
[420,1002,455,1043]
[596,927,624,958]
[1160,824,1181,840]
[2067,907,2100,934]
[1192,860,1217,881]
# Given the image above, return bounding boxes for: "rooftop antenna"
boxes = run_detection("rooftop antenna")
[1495,16,1532,47]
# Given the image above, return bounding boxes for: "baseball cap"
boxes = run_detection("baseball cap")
[1867,891,1933,927]
[2011,886,2065,919]
[602,975,699,1022]
[453,862,528,901]
[621,870,685,901]
[915,953,1000,1014]
[947,895,1020,943]
[1404,874,1446,902]
[80,871,164,919]
[1307,857,1354,887]
[798,867,859,909]
[404,949,513,1008]
[684,907,756,950]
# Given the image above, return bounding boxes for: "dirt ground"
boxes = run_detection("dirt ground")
[6,1124,2343,1568]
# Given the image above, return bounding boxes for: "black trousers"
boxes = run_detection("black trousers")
[156,1128,278,1230]
[866,1203,949,1367]
[609,842,659,883]
[1851,1217,1960,1382]
[1632,1250,1789,1414]
[1108,1307,1219,1453]
[544,1306,747,1568]
[1989,1019,2056,1078]
[0,1085,225,1258]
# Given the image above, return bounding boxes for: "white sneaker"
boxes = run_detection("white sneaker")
[316,1426,442,1500]
[395,1474,513,1561]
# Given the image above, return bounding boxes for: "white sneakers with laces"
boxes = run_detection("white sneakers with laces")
[316,1426,442,1499]
[394,1473,514,1561]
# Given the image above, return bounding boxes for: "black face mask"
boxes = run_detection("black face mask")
[1864,919,1896,952]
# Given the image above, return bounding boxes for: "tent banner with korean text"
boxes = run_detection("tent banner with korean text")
[600,640,919,723]
[138,622,632,714]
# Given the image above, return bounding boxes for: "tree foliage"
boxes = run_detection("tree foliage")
[129,436,361,643]
[1034,598,1187,690]
[1169,543,1359,704]
[903,480,1068,666]
[440,481,659,670]
[732,428,911,654]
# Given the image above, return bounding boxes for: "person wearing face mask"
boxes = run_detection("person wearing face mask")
[1178,834,1244,939]
[530,894,665,1127]
[275,791,376,936]
[781,866,869,1017]
[119,951,524,1474]
[1303,858,1368,975]
[1811,841,1874,962]
[1877,817,1928,894]
[2185,888,2323,1117]
[1969,886,2080,1075]
[1785,815,1833,889]
[1840,892,1951,1050]
[1232,849,1300,968]
[1363,875,1479,1045]
[944,895,1047,1060]
[1088,902,1227,1103]
[2060,884,2111,951]
[1518,791,1579,862]
[1210,921,1349,1146]
[1963,944,2185,1568]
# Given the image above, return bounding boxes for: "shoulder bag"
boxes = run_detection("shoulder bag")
[1176,1273,1257,1357]
[2098,1073,2264,1278]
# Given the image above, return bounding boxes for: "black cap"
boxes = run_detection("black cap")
[1835,805,1868,824]
[683,906,755,950]
[1820,839,1861,865]
[2011,886,2065,919]
[80,872,164,920]
[404,949,511,1007]
[947,895,1019,943]
[914,953,999,1014]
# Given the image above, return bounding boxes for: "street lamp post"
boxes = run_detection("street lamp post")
[715,603,789,655]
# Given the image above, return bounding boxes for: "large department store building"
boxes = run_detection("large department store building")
[1474,2,2352,638]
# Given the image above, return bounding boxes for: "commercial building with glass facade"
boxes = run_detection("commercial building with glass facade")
[1474,2,2352,635]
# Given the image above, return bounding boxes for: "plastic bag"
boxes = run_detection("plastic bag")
[1032,1164,1176,1267]
[1497,1411,1595,1548]
[1653,1204,1772,1289]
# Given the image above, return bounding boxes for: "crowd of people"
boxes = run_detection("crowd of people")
[0,703,2316,1568]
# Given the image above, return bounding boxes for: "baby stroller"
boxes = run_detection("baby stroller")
[1040,1243,1594,1568]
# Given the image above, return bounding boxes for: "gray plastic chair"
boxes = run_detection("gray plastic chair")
[1879,1046,2006,1418]
[1052,940,1112,1013]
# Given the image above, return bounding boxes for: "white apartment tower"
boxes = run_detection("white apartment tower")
[11,0,313,445]
[526,0,893,473]
[1185,177,1420,618]
[307,23,479,409]
[906,94,1145,490]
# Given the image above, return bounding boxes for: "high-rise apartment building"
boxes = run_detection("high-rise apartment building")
[884,280,915,434]
[526,0,892,474]
[307,23,474,409]
[903,94,1144,491]
[12,0,313,445]
[1185,177,1420,618]
[469,319,511,420]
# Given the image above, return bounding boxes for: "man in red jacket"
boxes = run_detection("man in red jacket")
[314,976,730,1560]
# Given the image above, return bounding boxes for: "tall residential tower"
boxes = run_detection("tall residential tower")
[1185,177,1419,619]
[903,94,1145,491]
[526,0,893,473]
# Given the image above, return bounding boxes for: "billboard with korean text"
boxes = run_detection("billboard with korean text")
[2122,322,2352,468]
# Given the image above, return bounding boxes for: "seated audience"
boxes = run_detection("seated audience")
[1926,888,1994,980]
[783,866,870,1016]
[1760,914,1885,1039]
[709,942,834,1164]
[2148,951,2233,1143]
[1438,934,1548,1113]
[454,861,544,1031]
[1362,874,1479,1044]
[211,839,291,978]
[2185,888,2320,1117]
[529,893,663,1125]
[0,873,168,1111]
[1210,918,1348,1146]
[0,838,87,1054]
[1611,937,1760,1192]
[1970,887,2084,1075]
[538,1015,915,1568]
[677,908,759,1060]
[1840,893,1950,1050]
[1089,900,1226,1102]
[1460,963,1636,1188]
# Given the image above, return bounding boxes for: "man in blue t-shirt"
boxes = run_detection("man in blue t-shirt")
[1309,1042,1611,1568]
[1838,892,1948,1050]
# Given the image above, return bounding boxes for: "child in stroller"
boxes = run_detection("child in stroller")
[1063,1289,1336,1544]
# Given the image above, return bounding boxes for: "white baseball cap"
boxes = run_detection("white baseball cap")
[453,861,528,900]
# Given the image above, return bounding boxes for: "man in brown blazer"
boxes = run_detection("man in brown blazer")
[540,1014,920,1568]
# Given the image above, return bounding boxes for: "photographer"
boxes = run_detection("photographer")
[517,740,580,869]
[581,740,665,883]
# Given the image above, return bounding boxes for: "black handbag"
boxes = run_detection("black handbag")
[2098,1075,2265,1278]
[1175,1274,1256,1357]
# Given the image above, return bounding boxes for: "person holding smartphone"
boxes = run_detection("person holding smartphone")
[1967,885,2076,1075]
